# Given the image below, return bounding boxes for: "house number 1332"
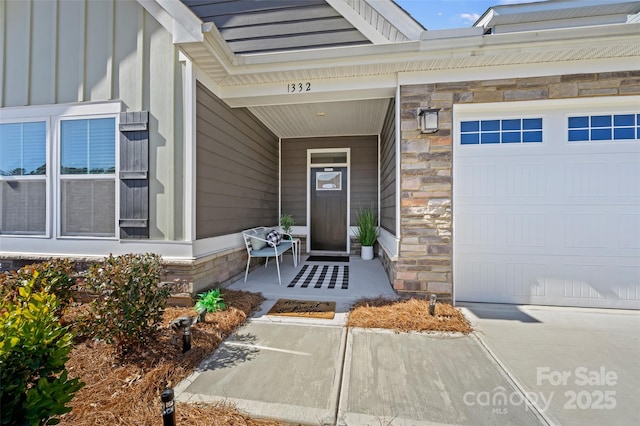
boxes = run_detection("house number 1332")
[287,82,311,93]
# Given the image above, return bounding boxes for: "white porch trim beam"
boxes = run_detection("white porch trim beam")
[378,228,399,260]
[398,56,640,86]
[138,0,203,44]
[232,23,640,69]
[221,75,397,107]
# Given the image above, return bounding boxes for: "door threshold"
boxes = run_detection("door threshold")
[309,251,349,257]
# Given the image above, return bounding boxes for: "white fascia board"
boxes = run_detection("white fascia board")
[378,228,399,260]
[230,23,640,72]
[325,0,391,44]
[0,239,194,260]
[235,40,419,68]
[137,0,203,43]
[453,94,640,116]
[194,65,224,99]
[221,75,397,108]
[421,27,485,41]
[475,9,495,28]
[398,56,640,86]
[0,101,122,118]
[364,0,424,40]
[192,233,247,259]
[202,24,237,70]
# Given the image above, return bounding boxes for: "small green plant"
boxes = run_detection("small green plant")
[195,288,226,314]
[354,207,378,247]
[279,213,296,234]
[0,273,84,425]
[85,253,169,354]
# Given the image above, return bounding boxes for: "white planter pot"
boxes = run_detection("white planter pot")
[361,245,374,260]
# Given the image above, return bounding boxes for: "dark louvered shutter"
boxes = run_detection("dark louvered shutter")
[119,111,149,239]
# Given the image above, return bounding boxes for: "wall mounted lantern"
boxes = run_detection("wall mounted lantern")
[418,108,440,134]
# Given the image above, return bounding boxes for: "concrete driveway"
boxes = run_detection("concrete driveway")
[460,303,640,426]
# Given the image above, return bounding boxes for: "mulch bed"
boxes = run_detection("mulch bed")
[59,289,285,426]
[58,291,471,424]
[346,297,473,334]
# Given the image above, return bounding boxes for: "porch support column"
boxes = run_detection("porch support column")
[397,84,453,301]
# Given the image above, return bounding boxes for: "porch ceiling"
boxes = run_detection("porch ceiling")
[248,98,391,139]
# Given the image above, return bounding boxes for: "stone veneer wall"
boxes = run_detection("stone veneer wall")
[396,71,640,299]
[0,247,259,296]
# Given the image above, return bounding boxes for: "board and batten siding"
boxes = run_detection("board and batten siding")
[281,136,378,226]
[1,0,185,241]
[195,82,279,239]
[380,98,396,235]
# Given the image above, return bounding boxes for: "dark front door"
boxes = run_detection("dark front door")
[310,167,347,251]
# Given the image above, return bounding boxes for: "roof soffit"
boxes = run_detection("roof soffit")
[141,1,639,93]
[476,0,640,28]
[210,24,640,84]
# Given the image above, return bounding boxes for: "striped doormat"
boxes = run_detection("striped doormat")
[288,264,349,289]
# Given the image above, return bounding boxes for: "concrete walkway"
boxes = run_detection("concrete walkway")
[174,257,640,425]
[175,319,542,425]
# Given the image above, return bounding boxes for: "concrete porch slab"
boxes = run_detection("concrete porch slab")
[227,255,397,326]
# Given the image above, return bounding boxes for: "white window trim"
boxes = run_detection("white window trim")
[0,116,51,238]
[0,101,122,239]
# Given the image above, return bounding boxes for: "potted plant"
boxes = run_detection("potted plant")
[280,213,295,239]
[354,207,378,260]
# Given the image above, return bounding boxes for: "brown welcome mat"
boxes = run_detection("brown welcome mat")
[267,299,336,319]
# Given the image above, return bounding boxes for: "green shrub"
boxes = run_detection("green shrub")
[0,273,84,426]
[85,253,169,353]
[0,259,77,315]
[195,288,226,314]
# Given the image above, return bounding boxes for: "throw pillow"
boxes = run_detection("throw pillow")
[265,229,282,247]
[250,232,267,251]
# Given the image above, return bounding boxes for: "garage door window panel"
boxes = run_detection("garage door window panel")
[568,113,639,142]
[460,117,542,145]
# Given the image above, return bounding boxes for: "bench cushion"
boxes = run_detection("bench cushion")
[250,240,292,257]
[250,231,267,250]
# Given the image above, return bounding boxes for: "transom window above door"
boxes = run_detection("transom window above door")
[310,151,348,164]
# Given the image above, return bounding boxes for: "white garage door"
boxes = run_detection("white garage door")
[453,97,640,309]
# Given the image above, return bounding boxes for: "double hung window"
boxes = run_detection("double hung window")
[60,118,116,236]
[0,121,47,235]
[0,105,118,238]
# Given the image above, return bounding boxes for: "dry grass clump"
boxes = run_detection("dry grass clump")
[347,297,472,334]
[60,289,284,425]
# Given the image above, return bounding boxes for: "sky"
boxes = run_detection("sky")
[394,0,544,31]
